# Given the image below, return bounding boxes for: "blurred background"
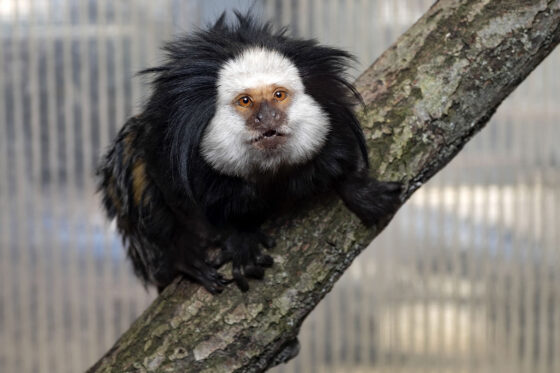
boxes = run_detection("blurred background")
[0,0,559,372]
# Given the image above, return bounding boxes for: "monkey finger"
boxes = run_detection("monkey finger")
[244,263,265,279]
[212,271,233,286]
[175,261,230,294]
[232,264,249,292]
[201,280,224,295]
[379,181,404,193]
[257,231,276,249]
[208,250,233,268]
[256,253,274,267]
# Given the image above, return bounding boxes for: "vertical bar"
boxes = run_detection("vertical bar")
[331,281,342,370]
[77,0,98,366]
[483,172,495,368]
[388,226,400,372]
[25,0,49,372]
[110,0,125,138]
[460,183,473,372]
[281,0,291,32]
[312,285,326,370]
[447,180,463,364]
[511,176,524,373]
[554,170,560,373]
[60,0,83,371]
[378,203,393,370]
[327,0,337,46]
[112,0,131,336]
[490,181,501,369]
[133,0,157,314]
[533,171,543,373]
[359,243,372,365]
[539,172,552,373]
[399,204,413,370]
[262,0,273,24]
[357,0,368,71]
[435,182,447,364]
[492,103,507,372]
[526,167,536,373]
[346,273,356,368]
[297,0,309,38]
[0,5,14,372]
[298,312,312,372]
[523,174,535,373]
[128,0,143,320]
[344,0,356,74]
[501,170,512,371]
[533,172,543,373]
[130,0,142,113]
[428,186,440,371]
[94,0,117,351]
[505,109,518,372]
[42,1,67,371]
[310,0,320,39]
[542,62,554,373]
[10,0,34,371]
[421,186,432,373]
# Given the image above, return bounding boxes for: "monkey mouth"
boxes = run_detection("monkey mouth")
[250,130,288,150]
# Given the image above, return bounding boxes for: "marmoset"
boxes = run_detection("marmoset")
[98,13,401,294]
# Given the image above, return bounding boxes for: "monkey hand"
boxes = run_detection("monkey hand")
[170,253,232,295]
[337,175,403,227]
[210,230,275,292]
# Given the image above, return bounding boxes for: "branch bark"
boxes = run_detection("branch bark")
[88,0,560,372]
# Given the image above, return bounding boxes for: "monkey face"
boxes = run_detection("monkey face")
[233,85,290,151]
[201,47,330,178]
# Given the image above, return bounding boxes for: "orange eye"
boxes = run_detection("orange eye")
[237,96,253,108]
[273,90,288,101]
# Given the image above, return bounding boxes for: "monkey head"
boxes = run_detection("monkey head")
[201,47,330,178]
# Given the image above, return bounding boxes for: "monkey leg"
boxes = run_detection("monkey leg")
[336,172,403,227]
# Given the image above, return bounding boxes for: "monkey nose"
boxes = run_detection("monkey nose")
[256,112,263,122]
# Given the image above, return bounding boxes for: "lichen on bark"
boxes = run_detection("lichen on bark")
[88,1,560,372]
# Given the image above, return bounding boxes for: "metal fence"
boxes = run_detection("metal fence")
[0,1,559,372]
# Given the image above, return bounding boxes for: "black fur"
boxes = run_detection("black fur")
[97,13,402,293]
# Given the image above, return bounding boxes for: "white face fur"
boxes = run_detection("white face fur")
[200,47,330,179]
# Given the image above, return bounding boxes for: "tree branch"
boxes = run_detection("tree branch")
[88,0,560,372]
